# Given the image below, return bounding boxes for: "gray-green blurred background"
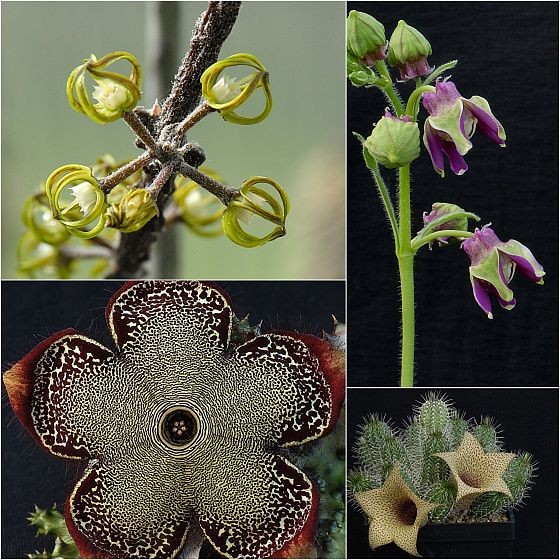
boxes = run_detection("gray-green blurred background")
[2,2,345,279]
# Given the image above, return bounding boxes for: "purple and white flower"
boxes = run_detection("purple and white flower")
[462,226,545,319]
[422,80,506,177]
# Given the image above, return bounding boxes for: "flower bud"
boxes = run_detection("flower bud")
[222,177,289,248]
[105,188,158,233]
[201,53,272,125]
[364,111,420,168]
[387,20,432,80]
[347,11,387,65]
[422,202,469,247]
[67,51,142,124]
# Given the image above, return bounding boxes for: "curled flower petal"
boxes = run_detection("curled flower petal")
[222,177,290,247]
[45,164,107,239]
[67,51,142,124]
[105,188,158,233]
[201,53,272,125]
[21,193,71,246]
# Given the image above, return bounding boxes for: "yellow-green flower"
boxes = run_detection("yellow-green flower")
[222,177,289,248]
[67,51,142,124]
[45,164,106,239]
[201,53,272,125]
[105,188,158,233]
[21,193,71,246]
[17,231,70,279]
[172,169,225,237]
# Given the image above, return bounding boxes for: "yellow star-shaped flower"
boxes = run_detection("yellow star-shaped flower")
[355,464,437,557]
[435,432,515,510]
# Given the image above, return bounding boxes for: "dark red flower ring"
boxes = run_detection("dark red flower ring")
[3,281,345,559]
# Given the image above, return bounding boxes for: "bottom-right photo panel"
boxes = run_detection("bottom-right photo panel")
[346,388,559,559]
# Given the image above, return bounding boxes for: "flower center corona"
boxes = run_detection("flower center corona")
[159,406,199,448]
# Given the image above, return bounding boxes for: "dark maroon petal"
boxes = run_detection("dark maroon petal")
[106,281,232,355]
[423,121,446,176]
[462,99,506,146]
[4,330,114,459]
[198,453,317,558]
[230,333,343,446]
[67,454,192,559]
[441,141,468,175]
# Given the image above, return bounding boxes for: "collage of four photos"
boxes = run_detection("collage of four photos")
[1,1,558,559]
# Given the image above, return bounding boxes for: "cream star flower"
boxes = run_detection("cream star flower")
[355,464,437,557]
[435,432,515,509]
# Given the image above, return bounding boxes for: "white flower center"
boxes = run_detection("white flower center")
[211,75,242,104]
[69,182,98,215]
[92,79,129,111]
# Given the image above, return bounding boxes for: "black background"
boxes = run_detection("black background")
[1,280,344,558]
[348,2,559,387]
[347,388,559,558]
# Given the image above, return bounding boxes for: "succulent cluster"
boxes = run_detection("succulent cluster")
[349,394,536,556]
[18,44,289,278]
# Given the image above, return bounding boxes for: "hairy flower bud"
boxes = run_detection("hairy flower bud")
[421,202,470,247]
[347,11,387,65]
[387,20,432,80]
[365,111,420,168]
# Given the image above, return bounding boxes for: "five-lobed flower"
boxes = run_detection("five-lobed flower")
[461,225,545,319]
[67,51,142,124]
[201,53,272,125]
[422,80,506,177]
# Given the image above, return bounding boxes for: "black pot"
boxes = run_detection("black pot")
[358,511,515,559]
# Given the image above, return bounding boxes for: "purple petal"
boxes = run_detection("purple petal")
[441,141,468,175]
[499,250,544,284]
[423,121,446,177]
[422,80,462,115]
[462,99,506,146]
[471,276,494,319]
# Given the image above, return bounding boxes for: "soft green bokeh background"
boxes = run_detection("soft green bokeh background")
[2,1,345,279]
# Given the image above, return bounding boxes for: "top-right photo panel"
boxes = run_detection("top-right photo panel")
[347,2,558,387]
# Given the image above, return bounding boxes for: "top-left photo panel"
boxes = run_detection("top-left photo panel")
[2,1,345,280]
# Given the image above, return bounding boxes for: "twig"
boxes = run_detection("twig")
[176,161,239,205]
[108,1,241,278]
[98,151,151,192]
[122,111,159,154]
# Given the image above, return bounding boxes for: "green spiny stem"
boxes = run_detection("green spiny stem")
[374,60,404,116]
[397,164,414,387]
[411,230,474,251]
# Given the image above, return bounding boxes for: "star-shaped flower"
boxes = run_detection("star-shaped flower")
[3,281,345,559]
[354,464,437,557]
[434,432,515,510]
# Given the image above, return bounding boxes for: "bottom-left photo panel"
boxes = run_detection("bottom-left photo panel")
[2,280,346,559]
